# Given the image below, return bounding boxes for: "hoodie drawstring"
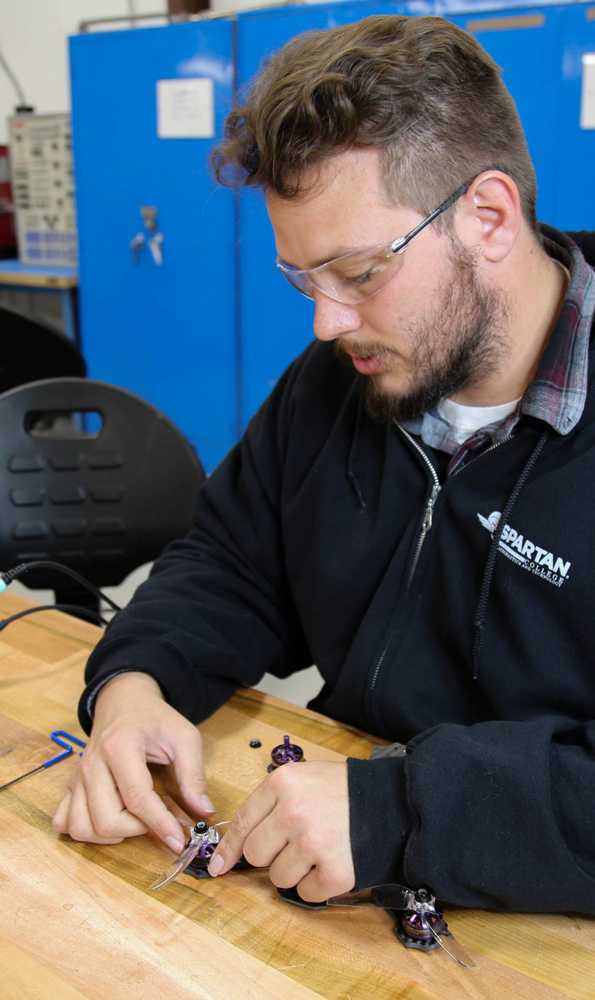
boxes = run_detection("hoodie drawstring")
[471,427,550,680]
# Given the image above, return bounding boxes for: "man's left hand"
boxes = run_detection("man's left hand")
[207,760,355,903]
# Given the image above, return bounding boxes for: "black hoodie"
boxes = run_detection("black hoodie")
[80,228,595,914]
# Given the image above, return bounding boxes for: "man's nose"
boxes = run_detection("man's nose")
[312,291,362,342]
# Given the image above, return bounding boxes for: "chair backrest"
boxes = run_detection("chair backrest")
[0,377,205,589]
[0,305,86,392]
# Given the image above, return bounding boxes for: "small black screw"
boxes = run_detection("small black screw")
[249,739,262,748]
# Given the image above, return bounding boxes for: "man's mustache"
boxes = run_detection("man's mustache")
[334,341,399,362]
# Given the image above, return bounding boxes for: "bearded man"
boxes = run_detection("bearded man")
[54,15,595,914]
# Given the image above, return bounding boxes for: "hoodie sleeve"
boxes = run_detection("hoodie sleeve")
[348,714,595,914]
[78,354,311,734]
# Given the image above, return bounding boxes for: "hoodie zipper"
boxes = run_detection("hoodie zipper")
[398,425,441,591]
[367,425,513,705]
[451,432,513,479]
[400,426,514,582]
[367,426,440,699]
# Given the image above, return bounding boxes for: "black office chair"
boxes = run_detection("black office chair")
[0,305,86,392]
[0,377,205,620]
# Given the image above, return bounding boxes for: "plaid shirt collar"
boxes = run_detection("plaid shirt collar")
[403,225,595,475]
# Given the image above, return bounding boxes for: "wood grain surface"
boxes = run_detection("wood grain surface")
[0,270,78,289]
[1,591,594,999]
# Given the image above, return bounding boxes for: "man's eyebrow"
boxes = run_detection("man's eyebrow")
[280,244,368,270]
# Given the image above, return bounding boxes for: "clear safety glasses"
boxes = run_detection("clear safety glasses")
[275,180,471,306]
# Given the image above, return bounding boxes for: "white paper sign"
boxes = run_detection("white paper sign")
[157,78,214,139]
[581,54,595,130]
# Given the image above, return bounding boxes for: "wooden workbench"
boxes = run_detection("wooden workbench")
[0,590,593,999]
[0,259,79,344]
[0,259,78,289]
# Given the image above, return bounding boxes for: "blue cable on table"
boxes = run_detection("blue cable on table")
[0,730,87,792]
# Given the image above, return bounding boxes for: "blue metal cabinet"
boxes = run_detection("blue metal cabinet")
[447,5,564,222]
[236,1,595,426]
[70,22,237,473]
[448,3,595,228]
[554,3,595,228]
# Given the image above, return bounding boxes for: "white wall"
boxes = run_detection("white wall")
[0,0,293,144]
[0,0,167,144]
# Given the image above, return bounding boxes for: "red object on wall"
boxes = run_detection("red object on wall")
[0,145,17,259]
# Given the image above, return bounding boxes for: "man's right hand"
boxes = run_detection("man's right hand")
[52,672,214,853]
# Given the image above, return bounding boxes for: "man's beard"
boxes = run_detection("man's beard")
[335,243,510,423]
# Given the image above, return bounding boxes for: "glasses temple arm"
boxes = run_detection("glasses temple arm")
[391,180,472,254]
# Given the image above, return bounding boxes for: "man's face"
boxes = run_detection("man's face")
[267,147,509,422]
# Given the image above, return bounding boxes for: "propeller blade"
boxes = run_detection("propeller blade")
[425,918,477,969]
[150,837,203,891]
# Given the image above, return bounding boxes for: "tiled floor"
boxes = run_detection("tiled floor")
[10,564,324,708]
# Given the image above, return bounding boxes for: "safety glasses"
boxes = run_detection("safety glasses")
[275,180,471,306]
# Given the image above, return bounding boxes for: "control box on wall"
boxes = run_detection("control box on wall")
[8,113,77,267]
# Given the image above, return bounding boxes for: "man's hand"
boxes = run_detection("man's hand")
[52,672,214,853]
[207,760,355,903]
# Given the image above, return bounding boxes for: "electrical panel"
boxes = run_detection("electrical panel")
[8,113,77,267]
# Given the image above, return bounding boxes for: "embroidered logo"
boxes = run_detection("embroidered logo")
[477,511,571,588]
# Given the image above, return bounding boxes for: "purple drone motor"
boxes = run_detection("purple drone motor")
[197,841,217,861]
[268,734,305,771]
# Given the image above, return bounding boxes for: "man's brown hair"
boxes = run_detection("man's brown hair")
[212,14,537,229]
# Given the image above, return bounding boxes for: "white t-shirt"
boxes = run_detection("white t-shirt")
[437,396,521,448]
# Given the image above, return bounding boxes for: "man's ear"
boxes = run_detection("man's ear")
[456,171,522,263]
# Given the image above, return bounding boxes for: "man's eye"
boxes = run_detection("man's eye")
[350,269,374,286]
[346,264,384,286]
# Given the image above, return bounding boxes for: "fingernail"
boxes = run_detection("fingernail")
[166,835,184,853]
[198,794,216,813]
[208,853,224,877]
